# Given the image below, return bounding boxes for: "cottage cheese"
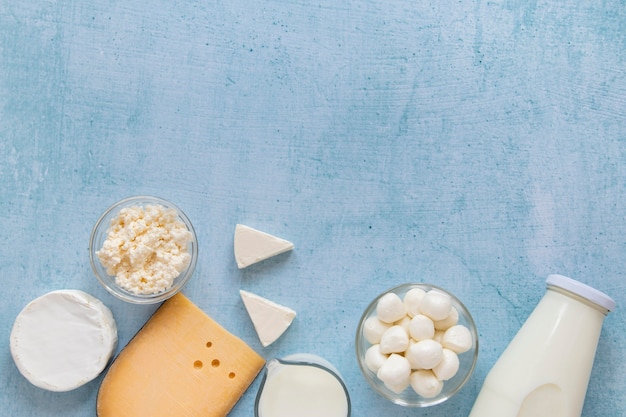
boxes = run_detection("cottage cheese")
[96,204,193,295]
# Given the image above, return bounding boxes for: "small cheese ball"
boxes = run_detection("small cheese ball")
[408,314,435,341]
[432,349,460,381]
[432,329,445,344]
[380,325,410,354]
[419,290,452,321]
[433,306,459,330]
[377,293,407,323]
[405,339,443,370]
[395,315,412,334]
[363,316,392,344]
[403,288,426,317]
[410,370,444,398]
[441,324,472,354]
[364,344,388,373]
[377,354,411,394]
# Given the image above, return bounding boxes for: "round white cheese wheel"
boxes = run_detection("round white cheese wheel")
[10,289,118,392]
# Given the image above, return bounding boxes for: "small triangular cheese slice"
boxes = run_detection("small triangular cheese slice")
[240,290,296,347]
[234,224,294,269]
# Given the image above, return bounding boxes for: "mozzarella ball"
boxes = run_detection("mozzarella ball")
[403,288,426,317]
[377,354,411,394]
[419,290,452,321]
[364,344,388,373]
[432,349,460,381]
[405,339,443,370]
[433,306,459,330]
[363,316,392,344]
[408,314,435,341]
[380,325,410,354]
[432,329,445,343]
[410,370,443,398]
[395,315,412,334]
[441,325,472,353]
[376,293,407,323]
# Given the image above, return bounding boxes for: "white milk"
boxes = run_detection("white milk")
[468,274,615,417]
[256,355,350,417]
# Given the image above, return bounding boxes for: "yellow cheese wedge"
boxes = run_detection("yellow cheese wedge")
[97,293,265,417]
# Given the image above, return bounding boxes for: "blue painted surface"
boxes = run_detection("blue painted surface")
[1,1,625,416]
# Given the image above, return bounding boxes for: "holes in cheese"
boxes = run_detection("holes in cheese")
[96,293,265,417]
[234,224,294,269]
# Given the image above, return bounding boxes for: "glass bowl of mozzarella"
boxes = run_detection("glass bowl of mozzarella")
[355,283,478,407]
[89,196,198,304]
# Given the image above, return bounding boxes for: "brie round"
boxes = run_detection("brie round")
[10,289,118,392]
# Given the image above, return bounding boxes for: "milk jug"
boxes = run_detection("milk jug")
[255,353,351,417]
[468,274,615,417]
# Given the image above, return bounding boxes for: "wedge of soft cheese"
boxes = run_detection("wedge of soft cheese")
[97,293,265,417]
[234,224,294,269]
[240,289,296,347]
[10,290,117,392]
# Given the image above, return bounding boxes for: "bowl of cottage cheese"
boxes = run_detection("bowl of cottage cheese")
[89,196,198,304]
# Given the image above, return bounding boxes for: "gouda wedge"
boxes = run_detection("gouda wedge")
[97,293,265,417]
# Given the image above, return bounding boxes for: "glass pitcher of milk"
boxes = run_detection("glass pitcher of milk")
[255,353,351,417]
[468,274,615,417]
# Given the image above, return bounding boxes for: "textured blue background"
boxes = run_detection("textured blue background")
[1,1,625,416]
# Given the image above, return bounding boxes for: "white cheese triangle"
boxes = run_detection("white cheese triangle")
[234,224,294,269]
[240,290,296,347]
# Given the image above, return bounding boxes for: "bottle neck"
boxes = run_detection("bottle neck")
[547,285,610,316]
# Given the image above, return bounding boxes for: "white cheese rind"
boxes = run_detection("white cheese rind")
[234,224,294,269]
[10,290,118,392]
[240,290,296,347]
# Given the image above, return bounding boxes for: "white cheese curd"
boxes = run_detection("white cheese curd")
[405,339,443,370]
[96,204,193,295]
[408,314,435,341]
[10,290,117,392]
[376,293,406,323]
[419,290,452,321]
[403,288,426,317]
[395,315,412,334]
[363,316,392,344]
[377,354,411,394]
[364,344,388,373]
[434,306,459,330]
[379,325,410,354]
[441,324,473,354]
[410,370,444,398]
[432,349,460,381]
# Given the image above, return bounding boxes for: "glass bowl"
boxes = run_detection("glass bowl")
[89,196,198,304]
[355,283,478,407]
